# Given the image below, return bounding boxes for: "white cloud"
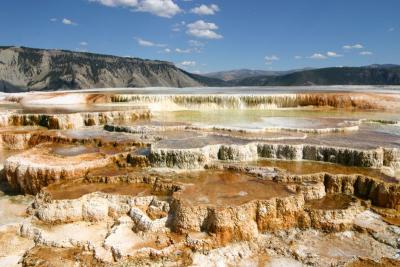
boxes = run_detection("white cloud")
[326,51,342,57]
[343,44,363,50]
[190,4,219,15]
[175,48,191,53]
[89,0,181,18]
[136,0,181,18]
[50,18,58,22]
[135,37,166,47]
[294,55,302,59]
[62,18,77,25]
[179,60,196,67]
[188,40,204,47]
[80,41,88,46]
[186,20,222,39]
[163,48,171,53]
[388,27,395,32]
[89,0,138,7]
[265,55,279,61]
[360,51,373,56]
[310,53,327,59]
[172,21,185,32]
[264,55,279,65]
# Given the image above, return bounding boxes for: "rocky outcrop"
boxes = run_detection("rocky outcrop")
[233,65,400,86]
[0,46,207,92]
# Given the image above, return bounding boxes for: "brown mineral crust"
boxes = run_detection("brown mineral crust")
[83,170,183,195]
[85,93,112,104]
[274,172,400,210]
[0,125,151,152]
[205,203,259,245]
[256,195,307,232]
[166,170,399,239]
[126,154,151,168]
[169,194,307,241]
[110,92,399,110]
[324,174,400,210]
[0,127,46,150]
[0,109,151,129]
[370,206,400,226]
[304,199,366,232]
[346,257,400,267]
[27,132,135,148]
[44,172,181,201]
[293,93,385,110]
[22,246,103,267]
[168,198,209,233]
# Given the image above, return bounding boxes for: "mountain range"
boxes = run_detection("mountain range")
[0,46,399,92]
[0,46,216,92]
[204,68,313,81]
[231,65,400,86]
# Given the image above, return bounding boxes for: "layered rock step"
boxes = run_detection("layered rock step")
[149,142,399,171]
[0,109,150,129]
[4,143,135,193]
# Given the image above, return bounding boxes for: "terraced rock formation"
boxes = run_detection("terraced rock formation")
[0,88,399,266]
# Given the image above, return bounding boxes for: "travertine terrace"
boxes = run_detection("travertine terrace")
[0,86,400,266]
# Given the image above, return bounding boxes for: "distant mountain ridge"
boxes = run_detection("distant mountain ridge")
[0,46,219,92]
[232,65,400,86]
[0,46,399,92]
[204,68,312,81]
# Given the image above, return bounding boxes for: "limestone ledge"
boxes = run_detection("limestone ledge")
[4,146,129,194]
[110,93,391,111]
[149,142,400,172]
[29,192,168,224]
[0,129,150,152]
[104,122,358,140]
[104,124,188,134]
[0,127,46,150]
[0,109,150,130]
[188,122,361,134]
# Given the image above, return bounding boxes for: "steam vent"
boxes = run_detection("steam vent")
[1,86,400,266]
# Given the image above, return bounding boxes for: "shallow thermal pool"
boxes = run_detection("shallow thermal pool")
[153,109,400,131]
[173,170,293,206]
[44,182,153,200]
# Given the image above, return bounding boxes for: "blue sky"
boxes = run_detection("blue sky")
[0,0,399,73]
